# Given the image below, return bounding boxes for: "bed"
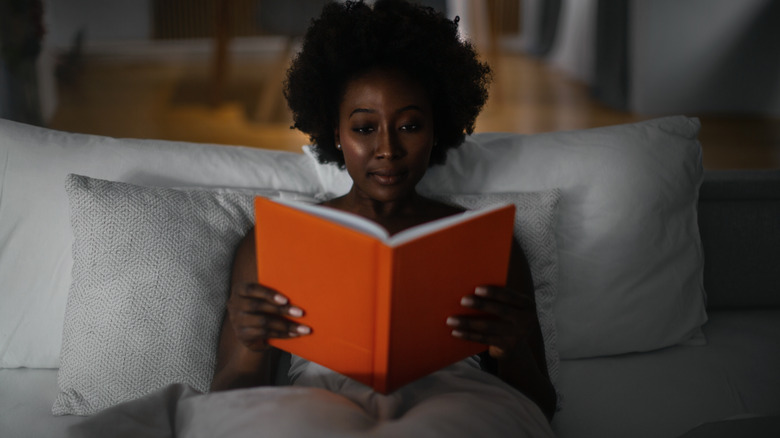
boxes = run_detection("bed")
[1,115,779,437]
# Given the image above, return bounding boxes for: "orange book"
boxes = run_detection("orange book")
[254,197,515,393]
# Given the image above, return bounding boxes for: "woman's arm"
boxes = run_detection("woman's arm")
[210,227,309,391]
[500,239,556,416]
[448,239,557,420]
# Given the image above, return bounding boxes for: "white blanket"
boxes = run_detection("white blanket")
[67,357,553,437]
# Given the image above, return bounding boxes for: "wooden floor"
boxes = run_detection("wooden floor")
[49,48,780,170]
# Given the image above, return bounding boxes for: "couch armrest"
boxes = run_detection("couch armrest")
[698,170,780,309]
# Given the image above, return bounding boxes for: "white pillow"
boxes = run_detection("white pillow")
[0,119,319,368]
[53,175,318,416]
[305,116,707,359]
[431,191,561,384]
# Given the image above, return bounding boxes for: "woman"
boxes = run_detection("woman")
[211,0,557,422]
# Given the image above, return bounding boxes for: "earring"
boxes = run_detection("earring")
[337,144,342,151]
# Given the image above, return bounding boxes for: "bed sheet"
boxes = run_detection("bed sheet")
[66,358,553,437]
[552,309,780,438]
[0,368,84,437]
[3,310,779,438]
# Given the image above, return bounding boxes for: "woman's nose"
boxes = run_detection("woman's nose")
[375,130,403,159]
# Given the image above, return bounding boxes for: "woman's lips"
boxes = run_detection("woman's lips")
[369,170,407,185]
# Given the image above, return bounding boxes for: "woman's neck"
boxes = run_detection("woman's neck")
[322,188,464,236]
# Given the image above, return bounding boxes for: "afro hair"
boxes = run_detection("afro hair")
[283,0,492,168]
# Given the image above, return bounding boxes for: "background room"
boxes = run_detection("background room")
[3,2,780,437]
[2,0,779,169]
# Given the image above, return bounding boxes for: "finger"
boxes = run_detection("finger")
[474,286,533,308]
[229,286,304,318]
[447,315,514,337]
[236,326,311,350]
[233,313,312,337]
[451,324,524,354]
[237,326,279,342]
[450,327,510,348]
[236,283,289,305]
[460,295,528,320]
[240,329,309,352]
[238,326,307,341]
[236,297,304,318]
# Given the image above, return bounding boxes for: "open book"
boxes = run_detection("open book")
[254,196,516,393]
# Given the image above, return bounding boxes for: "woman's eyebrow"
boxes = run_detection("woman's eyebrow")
[348,105,424,118]
[349,108,375,117]
[396,105,423,114]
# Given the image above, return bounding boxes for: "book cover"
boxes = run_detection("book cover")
[254,196,515,393]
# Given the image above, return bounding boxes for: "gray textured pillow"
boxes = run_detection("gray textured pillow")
[53,175,306,416]
[429,191,561,384]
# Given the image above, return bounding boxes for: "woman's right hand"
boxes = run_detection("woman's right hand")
[226,282,311,352]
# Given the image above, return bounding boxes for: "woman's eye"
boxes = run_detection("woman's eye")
[353,126,374,135]
[400,124,420,132]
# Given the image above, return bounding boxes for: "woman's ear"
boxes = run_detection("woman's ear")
[333,128,341,151]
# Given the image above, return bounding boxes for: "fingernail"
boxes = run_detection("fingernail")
[451,330,463,338]
[288,306,303,317]
[461,296,474,306]
[475,286,488,297]
[274,294,288,305]
[446,316,460,327]
[296,325,311,335]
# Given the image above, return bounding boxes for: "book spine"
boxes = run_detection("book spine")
[373,242,394,394]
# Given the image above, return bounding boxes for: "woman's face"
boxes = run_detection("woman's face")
[335,69,435,205]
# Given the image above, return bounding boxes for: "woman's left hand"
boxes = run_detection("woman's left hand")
[446,285,536,359]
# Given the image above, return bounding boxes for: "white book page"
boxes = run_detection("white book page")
[269,198,510,246]
[388,203,510,246]
[270,198,391,240]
